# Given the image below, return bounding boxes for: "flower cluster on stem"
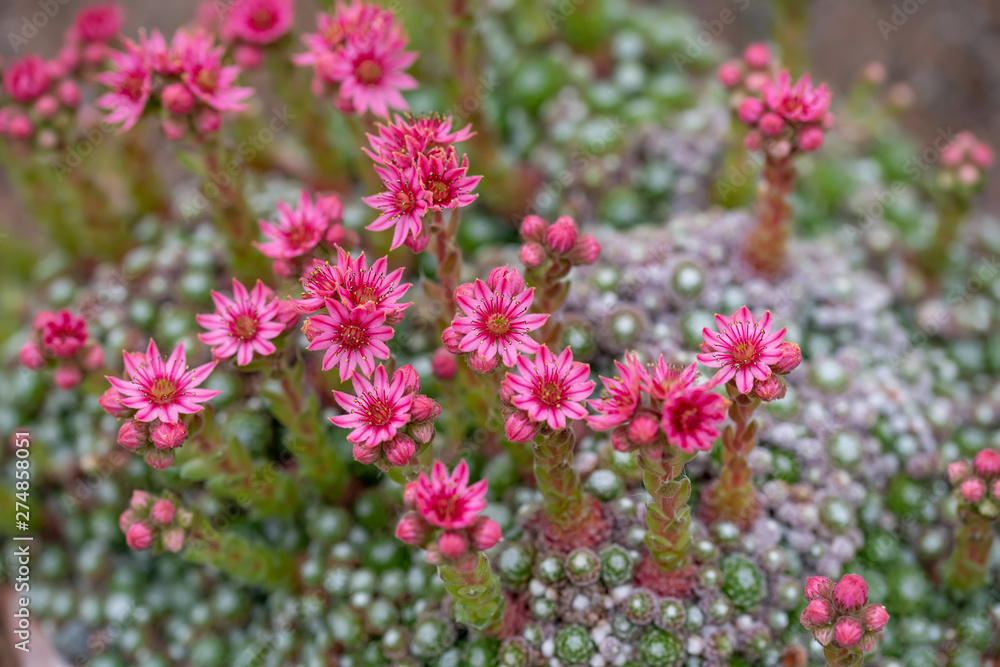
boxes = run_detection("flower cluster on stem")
[800,574,889,666]
[197,278,297,367]
[944,449,1000,592]
[119,491,193,553]
[220,0,294,70]
[19,309,104,390]
[717,42,774,100]
[254,190,356,277]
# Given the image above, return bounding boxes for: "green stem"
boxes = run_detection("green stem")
[919,197,969,278]
[438,553,505,634]
[945,510,996,593]
[184,515,296,591]
[823,646,864,667]
[774,0,809,75]
[533,428,587,529]
[637,447,695,573]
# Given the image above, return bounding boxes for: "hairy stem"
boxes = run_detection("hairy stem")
[743,152,795,276]
[945,510,996,593]
[185,515,296,591]
[533,428,587,529]
[702,388,761,527]
[638,447,695,572]
[823,646,865,667]
[438,553,505,634]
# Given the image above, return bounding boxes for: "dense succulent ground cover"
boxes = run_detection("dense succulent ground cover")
[1,1,998,666]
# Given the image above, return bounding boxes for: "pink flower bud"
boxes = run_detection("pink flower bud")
[467,351,499,374]
[151,421,188,451]
[960,478,986,503]
[470,516,502,551]
[804,576,834,601]
[771,342,802,374]
[151,499,176,525]
[235,44,264,69]
[8,114,33,139]
[860,604,889,632]
[125,521,154,551]
[611,425,632,453]
[742,43,771,69]
[272,259,294,277]
[431,348,457,380]
[759,112,785,136]
[970,142,994,169]
[410,394,441,423]
[717,61,742,88]
[746,71,770,93]
[855,632,879,653]
[454,282,475,303]
[505,410,539,444]
[948,461,971,484]
[82,344,105,370]
[500,379,516,406]
[832,574,868,612]
[568,235,601,265]
[520,242,546,268]
[403,227,431,253]
[627,413,660,446]
[161,528,186,552]
[34,95,59,119]
[82,42,107,65]
[770,138,792,159]
[992,480,1000,501]
[393,364,421,394]
[752,374,786,402]
[438,531,468,559]
[798,127,825,152]
[941,143,963,167]
[19,341,45,370]
[301,318,323,343]
[403,482,418,510]
[395,512,429,545]
[442,326,464,355]
[385,434,416,467]
[57,80,81,108]
[352,441,381,465]
[98,387,129,418]
[738,97,764,125]
[410,420,436,444]
[833,617,864,649]
[118,420,149,451]
[801,599,833,627]
[520,215,549,243]
[195,109,221,134]
[957,164,980,186]
[487,265,526,295]
[143,448,174,470]
[973,449,1000,478]
[129,490,153,511]
[546,216,578,254]
[812,624,834,647]
[118,510,139,533]
[162,83,195,115]
[744,130,763,151]
[54,365,82,390]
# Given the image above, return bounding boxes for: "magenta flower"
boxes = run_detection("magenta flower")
[503,346,595,430]
[329,36,417,117]
[418,153,482,210]
[362,163,431,250]
[586,352,647,431]
[255,191,342,261]
[3,55,51,103]
[333,246,413,323]
[660,373,729,453]
[35,310,88,358]
[105,340,221,423]
[304,299,393,381]
[642,355,700,400]
[293,261,342,314]
[451,277,548,368]
[73,3,124,43]
[196,279,286,366]
[96,40,152,131]
[696,306,786,395]
[409,460,488,530]
[366,114,475,163]
[223,0,294,45]
[763,71,831,125]
[331,364,414,454]
[177,31,253,112]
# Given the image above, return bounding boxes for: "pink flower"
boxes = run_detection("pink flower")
[660,374,729,453]
[125,521,154,550]
[418,153,481,210]
[331,365,414,453]
[948,461,972,485]
[330,246,412,323]
[224,0,294,45]
[587,352,646,431]
[643,356,698,401]
[3,55,51,103]
[505,410,540,444]
[568,235,601,265]
[546,216,578,254]
[833,617,864,649]
[520,242,545,268]
[717,61,741,88]
[763,71,831,125]
[973,448,1000,478]
[771,341,802,374]
[151,499,176,525]
[255,191,341,260]
[197,279,285,366]
[408,459,487,530]
[74,3,124,43]
[305,299,393,380]
[451,276,548,367]
[162,83,195,115]
[96,40,151,132]
[365,114,475,164]
[960,478,986,503]
[832,574,869,612]
[431,348,457,380]
[105,340,221,423]
[19,340,45,370]
[362,163,431,250]
[742,42,771,69]
[503,346,594,430]
[697,306,786,395]
[161,528,186,552]
[326,34,417,117]
[99,387,129,417]
[178,32,253,112]
[36,310,88,358]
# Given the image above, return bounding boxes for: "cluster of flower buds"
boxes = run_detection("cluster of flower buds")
[948,449,1000,518]
[254,190,356,277]
[519,215,601,271]
[736,70,833,157]
[587,353,727,454]
[102,340,221,469]
[938,131,994,191]
[298,247,412,381]
[197,278,299,367]
[361,114,481,251]
[395,460,502,565]
[501,345,594,442]
[293,0,417,117]
[97,26,253,139]
[119,491,192,553]
[800,574,889,657]
[331,364,441,470]
[218,0,294,70]
[19,310,104,389]
[442,265,547,374]
[697,306,800,400]
[717,43,774,98]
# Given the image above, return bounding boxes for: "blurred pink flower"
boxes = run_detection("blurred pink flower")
[96,40,151,131]
[305,299,393,381]
[197,279,285,366]
[224,0,294,45]
[331,364,414,453]
[451,276,547,368]
[409,459,487,529]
